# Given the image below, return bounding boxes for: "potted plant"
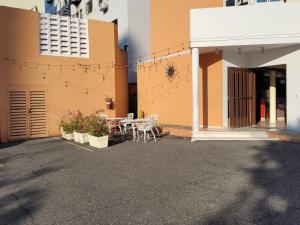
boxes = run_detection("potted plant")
[59,112,75,140]
[87,114,109,149]
[73,111,90,144]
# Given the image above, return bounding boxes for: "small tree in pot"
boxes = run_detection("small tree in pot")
[59,111,76,140]
[87,114,109,149]
[73,111,90,144]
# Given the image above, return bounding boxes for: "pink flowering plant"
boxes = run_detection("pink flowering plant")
[59,111,76,134]
[59,110,90,134]
[72,110,90,133]
[87,114,109,137]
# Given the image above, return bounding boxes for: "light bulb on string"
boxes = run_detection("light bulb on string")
[43,73,46,79]
[65,81,68,88]
[86,89,88,95]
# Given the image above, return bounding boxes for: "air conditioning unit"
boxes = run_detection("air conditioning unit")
[100,1,108,13]
[237,0,249,5]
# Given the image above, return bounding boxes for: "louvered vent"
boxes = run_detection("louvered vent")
[29,91,48,138]
[40,14,89,58]
[9,91,28,140]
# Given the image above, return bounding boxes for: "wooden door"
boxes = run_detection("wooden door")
[8,88,48,141]
[228,68,256,128]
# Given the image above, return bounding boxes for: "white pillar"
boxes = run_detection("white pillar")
[192,48,199,133]
[270,71,277,127]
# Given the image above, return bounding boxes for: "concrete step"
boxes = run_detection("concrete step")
[192,131,279,141]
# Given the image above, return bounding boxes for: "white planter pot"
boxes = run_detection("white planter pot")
[74,131,89,144]
[61,129,74,140]
[88,134,109,149]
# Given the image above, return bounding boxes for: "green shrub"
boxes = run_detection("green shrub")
[72,111,90,133]
[59,111,76,134]
[88,114,109,137]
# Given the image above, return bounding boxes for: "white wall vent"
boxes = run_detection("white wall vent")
[39,14,89,58]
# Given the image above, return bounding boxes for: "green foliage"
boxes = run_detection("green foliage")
[59,110,89,134]
[72,111,89,133]
[87,114,109,137]
[60,111,109,136]
[59,111,76,134]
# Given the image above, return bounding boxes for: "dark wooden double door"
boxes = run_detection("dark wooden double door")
[228,67,256,128]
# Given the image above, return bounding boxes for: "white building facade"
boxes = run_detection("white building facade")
[70,0,151,83]
[190,0,300,140]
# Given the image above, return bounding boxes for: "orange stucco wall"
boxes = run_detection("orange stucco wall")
[138,0,224,129]
[151,0,223,54]
[0,7,128,142]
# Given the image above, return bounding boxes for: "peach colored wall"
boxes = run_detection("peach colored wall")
[115,48,129,117]
[137,0,224,129]
[138,54,194,126]
[199,52,223,127]
[150,0,223,54]
[0,7,128,142]
[138,52,223,128]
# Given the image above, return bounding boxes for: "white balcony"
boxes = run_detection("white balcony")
[190,2,300,48]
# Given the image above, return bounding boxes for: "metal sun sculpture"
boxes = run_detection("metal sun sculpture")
[165,62,177,80]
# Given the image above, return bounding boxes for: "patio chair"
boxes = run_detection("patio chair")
[123,113,134,134]
[136,119,156,143]
[150,114,160,136]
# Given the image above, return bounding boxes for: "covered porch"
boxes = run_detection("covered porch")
[190,2,300,141]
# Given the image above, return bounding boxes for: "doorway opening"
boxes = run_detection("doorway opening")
[254,65,286,128]
[228,65,286,129]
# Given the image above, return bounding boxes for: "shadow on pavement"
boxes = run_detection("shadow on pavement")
[199,141,300,225]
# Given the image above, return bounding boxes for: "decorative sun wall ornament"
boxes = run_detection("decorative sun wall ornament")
[165,61,177,80]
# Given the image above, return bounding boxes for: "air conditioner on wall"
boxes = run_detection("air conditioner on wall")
[237,0,249,5]
[100,0,109,13]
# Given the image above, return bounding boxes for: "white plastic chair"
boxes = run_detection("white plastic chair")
[136,119,156,143]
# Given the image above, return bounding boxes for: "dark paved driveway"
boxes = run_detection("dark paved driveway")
[1,137,300,225]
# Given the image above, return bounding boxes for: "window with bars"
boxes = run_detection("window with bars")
[39,14,89,58]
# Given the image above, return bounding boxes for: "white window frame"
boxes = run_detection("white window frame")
[224,0,284,6]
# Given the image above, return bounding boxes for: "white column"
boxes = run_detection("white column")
[270,71,277,127]
[192,48,199,133]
